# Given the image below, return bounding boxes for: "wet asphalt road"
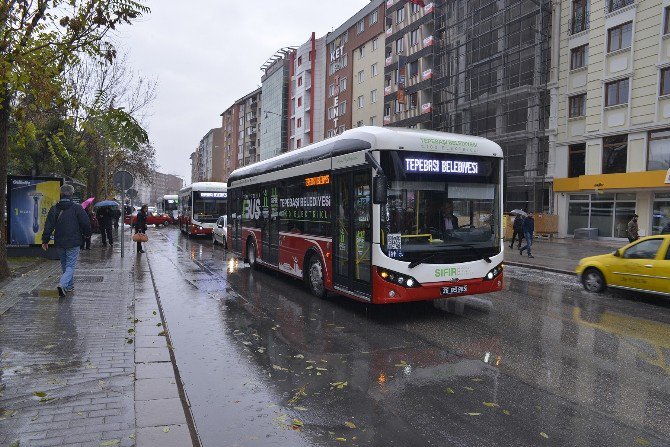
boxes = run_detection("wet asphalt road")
[147,227,670,447]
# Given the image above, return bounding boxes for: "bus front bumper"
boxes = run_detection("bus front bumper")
[372,271,504,304]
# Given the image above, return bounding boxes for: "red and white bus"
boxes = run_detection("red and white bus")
[226,127,503,304]
[178,182,227,236]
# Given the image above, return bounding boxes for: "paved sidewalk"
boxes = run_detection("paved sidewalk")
[503,236,623,274]
[0,230,196,447]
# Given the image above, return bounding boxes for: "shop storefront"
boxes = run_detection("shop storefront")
[554,170,670,239]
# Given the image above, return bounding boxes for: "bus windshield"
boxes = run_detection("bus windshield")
[380,151,501,264]
[193,192,226,223]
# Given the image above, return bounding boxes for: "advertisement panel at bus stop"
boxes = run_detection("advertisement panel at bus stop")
[7,175,63,246]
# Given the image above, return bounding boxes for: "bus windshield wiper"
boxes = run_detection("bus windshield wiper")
[408,244,492,268]
[448,243,492,263]
[408,252,441,269]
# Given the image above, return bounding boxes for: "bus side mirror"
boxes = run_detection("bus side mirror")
[373,174,388,205]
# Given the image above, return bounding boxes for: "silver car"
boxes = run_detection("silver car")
[212,216,227,248]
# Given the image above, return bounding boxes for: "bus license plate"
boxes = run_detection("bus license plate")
[441,285,467,295]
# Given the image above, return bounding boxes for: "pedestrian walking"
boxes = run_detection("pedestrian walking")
[96,203,114,246]
[519,212,535,258]
[627,214,639,243]
[112,205,121,229]
[135,204,148,254]
[509,214,525,249]
[79,203,94,250]
[41,184,92,297]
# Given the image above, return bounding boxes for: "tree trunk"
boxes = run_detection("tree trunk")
[0,83,13,279]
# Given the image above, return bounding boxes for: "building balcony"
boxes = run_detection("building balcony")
[569,12,590,35]
[606,0,634,14]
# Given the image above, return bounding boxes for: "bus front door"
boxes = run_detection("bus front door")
[332,170,372,301]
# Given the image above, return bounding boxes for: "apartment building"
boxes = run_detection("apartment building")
[150,171,183,204]
[220,105,239,182]
[260,49,292,160]
[235,88,262,166]
[324,0,386,138]
[383,0,438,129]
[352,30,385,128]
[289,33,327,149]
[550,0,670,238]
[190,128,225,183]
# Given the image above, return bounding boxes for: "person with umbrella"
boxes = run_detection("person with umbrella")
[509,210,526,249]
[79,197,95,250]
[95,199,118,247]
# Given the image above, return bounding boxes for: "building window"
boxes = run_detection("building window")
[385,105,391,117]
[298,76,303,87]
[602,134,628,174]
[297,56,302,66]
[568,144,586,177]
[408,92,418,109]
[396,38,404,53]
[297,117,302,128]
[357,120,364,127]
[372,37,379,51]
[665,6,670,35]
[297,97,302,107]
[648,129,670,170]
[328,84,335,97]
[358,95,364,108]
[358,70,365,83]
[371,63,378,77]
[605,78,629,106]
[608,22,632,52]
[394,99,404,113]
[570,45,588,70]
[339,77,347,91]
[339,101,346,116]
[411,2,421,14]
[357,19,365,34]
[409,60,419,78]
[571,0,589,34]
[396,7,405,23]
[568,94,586,117]
[370,116,376,126]
[371,89,378,103]
[607,0,634,13]
[410,29,420,47]
[370,10,378,25]
[661,67,670,96]
[297,139,302,148]
[652,193,670,235]
[358,45,365,59]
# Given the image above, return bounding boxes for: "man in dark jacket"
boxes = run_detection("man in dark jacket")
[510,214,525,249]
[96,203,114,246]
[112,206,121,229]
[519,212,535,258]
[41,184,92,297]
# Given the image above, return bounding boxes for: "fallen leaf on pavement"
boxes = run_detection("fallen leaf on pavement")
[344,421,356,429]
[483,402,499,408]
[99,440,120,446]
[163,426,170,433]
[272,364,289,371]
[540,432,549,439]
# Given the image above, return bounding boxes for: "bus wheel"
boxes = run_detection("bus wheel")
[246,239,257,269]
[307,255,326,298]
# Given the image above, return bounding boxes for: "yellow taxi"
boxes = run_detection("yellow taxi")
[576,235,670,296]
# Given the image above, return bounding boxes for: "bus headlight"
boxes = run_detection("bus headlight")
[484,264,503,280]
[377,268,420,288]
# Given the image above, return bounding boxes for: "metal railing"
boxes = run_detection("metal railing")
[569,11,590,35]
[606,0,633,13]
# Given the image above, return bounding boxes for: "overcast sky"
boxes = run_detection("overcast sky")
[118,0,370,184]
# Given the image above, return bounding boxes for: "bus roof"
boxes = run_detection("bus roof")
[180,182,227,194]
[227,126,502,185]
[163,194,178,200]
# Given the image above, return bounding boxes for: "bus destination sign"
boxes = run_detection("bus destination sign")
[305,174,330,187]
[200,192,227,198]
[404,158,479,175]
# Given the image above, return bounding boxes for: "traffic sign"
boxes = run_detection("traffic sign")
[112,170,134,191]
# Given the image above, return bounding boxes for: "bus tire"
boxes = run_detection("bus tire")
[246,238,257,269]
[306,254,327,298]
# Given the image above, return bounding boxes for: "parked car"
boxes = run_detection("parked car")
[576,235,670,296]
[124,211,173,227]
[212,216,227,248]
